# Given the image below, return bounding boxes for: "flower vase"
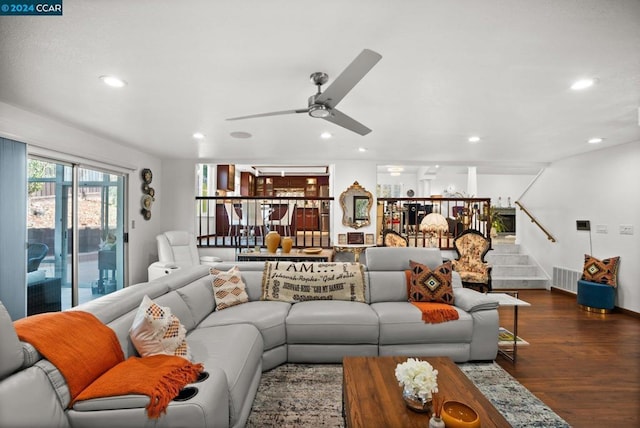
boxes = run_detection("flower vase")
[265,230,281,253]
[281,236,293,253]
[402,389,432,413]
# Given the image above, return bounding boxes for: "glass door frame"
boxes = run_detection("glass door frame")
[27,154,128,310]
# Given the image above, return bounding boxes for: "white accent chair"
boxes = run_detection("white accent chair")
[148,230,221,280]
[241,200,265,239]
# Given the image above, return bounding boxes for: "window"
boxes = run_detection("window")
[27,158,126,312]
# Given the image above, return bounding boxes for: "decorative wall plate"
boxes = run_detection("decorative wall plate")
[141,168,153,184]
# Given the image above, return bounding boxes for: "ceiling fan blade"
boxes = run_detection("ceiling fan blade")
[323,108,372,136]
[227,109,308,121]
[315,49,382,109]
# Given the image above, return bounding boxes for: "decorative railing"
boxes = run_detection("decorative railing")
[195,196,334,250]
[376,197,492,250]
[514,201,556,242]
[195,196,493,251]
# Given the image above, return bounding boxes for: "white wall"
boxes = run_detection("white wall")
[518,141,640,312]
[0,102,163,285]
[431,170,535,202]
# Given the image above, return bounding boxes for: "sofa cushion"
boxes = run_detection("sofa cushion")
[372,302,473,345]
[365,247,443,271]
[286,301,379,344]
[129,295,191,361]
[0,366,71,428]
[581,254,620,287]
[153,290,197,331]
[408,260,455,304]
[199,301,290,351]
[176,276,216,327]
[187,324,263,427]
[210,266,250,310]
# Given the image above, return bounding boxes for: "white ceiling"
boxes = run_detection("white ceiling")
[1,0,639,176]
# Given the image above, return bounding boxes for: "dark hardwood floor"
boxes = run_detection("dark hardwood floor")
[494,289,640,427]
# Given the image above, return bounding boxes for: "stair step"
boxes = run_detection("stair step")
[492,277,548,289]
[492,265,541,276]
[490,243,521,254]
[486,253,529,265]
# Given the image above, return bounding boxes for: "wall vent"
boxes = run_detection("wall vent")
[552,266,581,293]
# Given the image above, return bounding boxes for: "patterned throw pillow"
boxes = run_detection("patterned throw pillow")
[408,260,455,304]
[210,266,249,310]
[129,295,192,361]
[582,254,620,287]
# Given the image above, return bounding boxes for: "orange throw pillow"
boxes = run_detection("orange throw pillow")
[582,254,620,287]
[408,260,455,304]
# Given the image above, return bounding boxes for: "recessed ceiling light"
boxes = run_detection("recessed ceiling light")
[588,137,603,144]
[99,75,126,88]
[192,132,205,140]
[358,147,367,152]
[571,78,596,90]
[230,131,252,139]
[387,166,404,172]
[435,165,440,168]
[320,132,332,139]
[468,136,481,143]
[390,172,401,176]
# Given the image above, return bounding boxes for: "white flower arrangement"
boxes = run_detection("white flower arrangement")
[395,358,439,400]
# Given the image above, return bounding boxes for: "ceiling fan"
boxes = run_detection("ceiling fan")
[227,49,382,136]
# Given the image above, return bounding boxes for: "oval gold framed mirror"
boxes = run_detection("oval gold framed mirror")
[340,181,373,229]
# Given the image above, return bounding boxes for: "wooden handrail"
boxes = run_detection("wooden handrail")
[515,201,556,242]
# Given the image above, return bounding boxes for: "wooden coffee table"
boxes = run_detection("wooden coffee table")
[343,356,510,428]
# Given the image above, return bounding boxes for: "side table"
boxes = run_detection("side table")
[333,244,375,262]
[489,291,530,363]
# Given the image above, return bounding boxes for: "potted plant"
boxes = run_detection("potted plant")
[489,206,507,237]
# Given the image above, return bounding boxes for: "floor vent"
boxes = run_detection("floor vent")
[552,266,581,294]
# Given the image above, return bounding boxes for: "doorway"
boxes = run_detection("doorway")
[27,158,126,313]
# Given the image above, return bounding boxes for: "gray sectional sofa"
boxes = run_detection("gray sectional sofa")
[0,247,499,428]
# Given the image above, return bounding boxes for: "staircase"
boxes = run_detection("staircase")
[487,242,548,289]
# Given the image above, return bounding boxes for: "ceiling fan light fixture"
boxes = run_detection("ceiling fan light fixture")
[320,132,332,139]
[309,104,330,118]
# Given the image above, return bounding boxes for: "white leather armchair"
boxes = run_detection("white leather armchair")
[148,230,221,280]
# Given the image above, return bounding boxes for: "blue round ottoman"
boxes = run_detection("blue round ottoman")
[577,280,615,313]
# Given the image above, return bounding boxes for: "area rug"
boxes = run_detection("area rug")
[246,363,570,428]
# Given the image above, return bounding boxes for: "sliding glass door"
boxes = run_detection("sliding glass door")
[27,158,125,313]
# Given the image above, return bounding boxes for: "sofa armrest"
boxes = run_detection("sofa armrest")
[454,288,499,312]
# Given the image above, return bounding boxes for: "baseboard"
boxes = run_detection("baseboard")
[550,286,575,296]
[551,287,639,318]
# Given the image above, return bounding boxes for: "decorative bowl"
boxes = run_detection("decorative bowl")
[302,247,323,254]
[441,400,480,428]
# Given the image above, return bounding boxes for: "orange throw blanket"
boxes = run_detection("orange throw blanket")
[73,355,204,419]
[404,270,460,324]
[14,311,203,419]
[410,302,460,323]
[14,311,124,400]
